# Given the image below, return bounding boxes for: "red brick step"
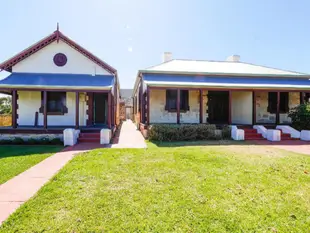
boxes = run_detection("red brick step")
[78,132,100,143]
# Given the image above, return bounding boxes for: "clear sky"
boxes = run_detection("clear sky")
[0,0,310,88]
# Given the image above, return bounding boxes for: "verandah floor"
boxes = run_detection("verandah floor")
[0,125,111,134]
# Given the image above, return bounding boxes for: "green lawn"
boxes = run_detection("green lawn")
[1,143,310,232]
[0,146,63,185]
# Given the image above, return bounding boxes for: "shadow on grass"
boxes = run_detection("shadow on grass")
[0,145,63,159]
[147,140,250,148]
[148,139,310,148]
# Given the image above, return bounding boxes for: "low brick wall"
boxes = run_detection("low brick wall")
[0,115,12,127]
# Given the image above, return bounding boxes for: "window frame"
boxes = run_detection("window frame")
[39,91,68,115]
[165,90,190,112]
[267,92,289,114]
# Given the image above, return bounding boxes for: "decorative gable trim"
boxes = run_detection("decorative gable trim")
[0,29,117,75]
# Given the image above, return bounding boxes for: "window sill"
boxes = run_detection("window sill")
[268,111,289,114]
[166,110,189,113]
[46,112,65,116]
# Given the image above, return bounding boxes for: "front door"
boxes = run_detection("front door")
[93,93,107,125]
[208,91,229,124]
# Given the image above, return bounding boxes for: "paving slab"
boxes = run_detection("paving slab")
[111,120,147,148]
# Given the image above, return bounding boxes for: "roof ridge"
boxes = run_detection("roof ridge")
[143,59,176,70]
[236,61,308,75]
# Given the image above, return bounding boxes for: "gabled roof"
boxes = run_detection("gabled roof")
[141,59,307,77]
[0,29,117,74]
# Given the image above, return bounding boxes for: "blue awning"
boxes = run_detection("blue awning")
[0,73,114,90]
[143,74,310,90]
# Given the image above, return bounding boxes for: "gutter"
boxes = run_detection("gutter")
[139,69,310,79]
[0,84,113,90]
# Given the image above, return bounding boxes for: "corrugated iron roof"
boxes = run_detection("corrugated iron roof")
[0,73,114,90]
[143,73,310,90]
[142,59,307,77]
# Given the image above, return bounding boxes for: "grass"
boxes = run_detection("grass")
[1,143,310,232]
[0,146,63,185]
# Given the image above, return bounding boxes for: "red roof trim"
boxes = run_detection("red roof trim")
[0,30,117,74]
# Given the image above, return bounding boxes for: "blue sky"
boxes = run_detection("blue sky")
[0,0,310,88]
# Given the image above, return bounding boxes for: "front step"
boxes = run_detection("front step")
[78,132,100,143]
[78,138,100,143]
[242,127,300,141]
[79,133,100,138]
[243,128,264,140]
[281,133,299,140]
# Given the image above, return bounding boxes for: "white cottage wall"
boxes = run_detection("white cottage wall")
[149,89,208,123]
[231,91,252,125]
[12,40,110,75]
[17,91,87,126]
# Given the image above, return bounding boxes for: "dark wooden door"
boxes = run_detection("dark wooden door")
[208,91,229,124]
[94,93,107,125]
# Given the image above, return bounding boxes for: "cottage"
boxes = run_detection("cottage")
[0,26,119,136]
[133,53,310,138]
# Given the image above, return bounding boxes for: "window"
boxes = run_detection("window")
[304,93,310,103]
[39,92,68,115]
[267,92,289,113]
[165,90,189,112]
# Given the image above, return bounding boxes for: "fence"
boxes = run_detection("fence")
[0,114,12,127]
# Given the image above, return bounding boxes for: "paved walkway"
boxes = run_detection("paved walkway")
[111,120,147,148]
[0,147,91,225]
[0,121,146,224]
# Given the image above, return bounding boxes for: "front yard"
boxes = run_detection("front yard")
[1,143,310,232]
[0,146,63,185]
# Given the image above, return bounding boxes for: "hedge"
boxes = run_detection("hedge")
[148,124,231,141]
[288,103,310,130]
[0,137,63,145]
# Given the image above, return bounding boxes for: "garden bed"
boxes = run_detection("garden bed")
[148,124,231,141]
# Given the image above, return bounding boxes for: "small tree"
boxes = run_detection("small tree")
[288,103,310,130]
[0,96,12,114]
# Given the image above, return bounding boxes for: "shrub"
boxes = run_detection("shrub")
[148,124,218,141]
[50,138,62,145]
[12,137,24,145]
[221,125,231,139]
[288,103,310,131]
[0,137,63,145]
[27,138,38,145]
[0,139,12,145]
[39,137,50,145]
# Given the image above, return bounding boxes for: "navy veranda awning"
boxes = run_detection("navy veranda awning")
[0,73,114,90]
[143,74,310,90]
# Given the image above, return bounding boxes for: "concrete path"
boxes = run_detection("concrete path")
[0,121,145,224]
[111,120,147,148]
[0,148,89,225]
